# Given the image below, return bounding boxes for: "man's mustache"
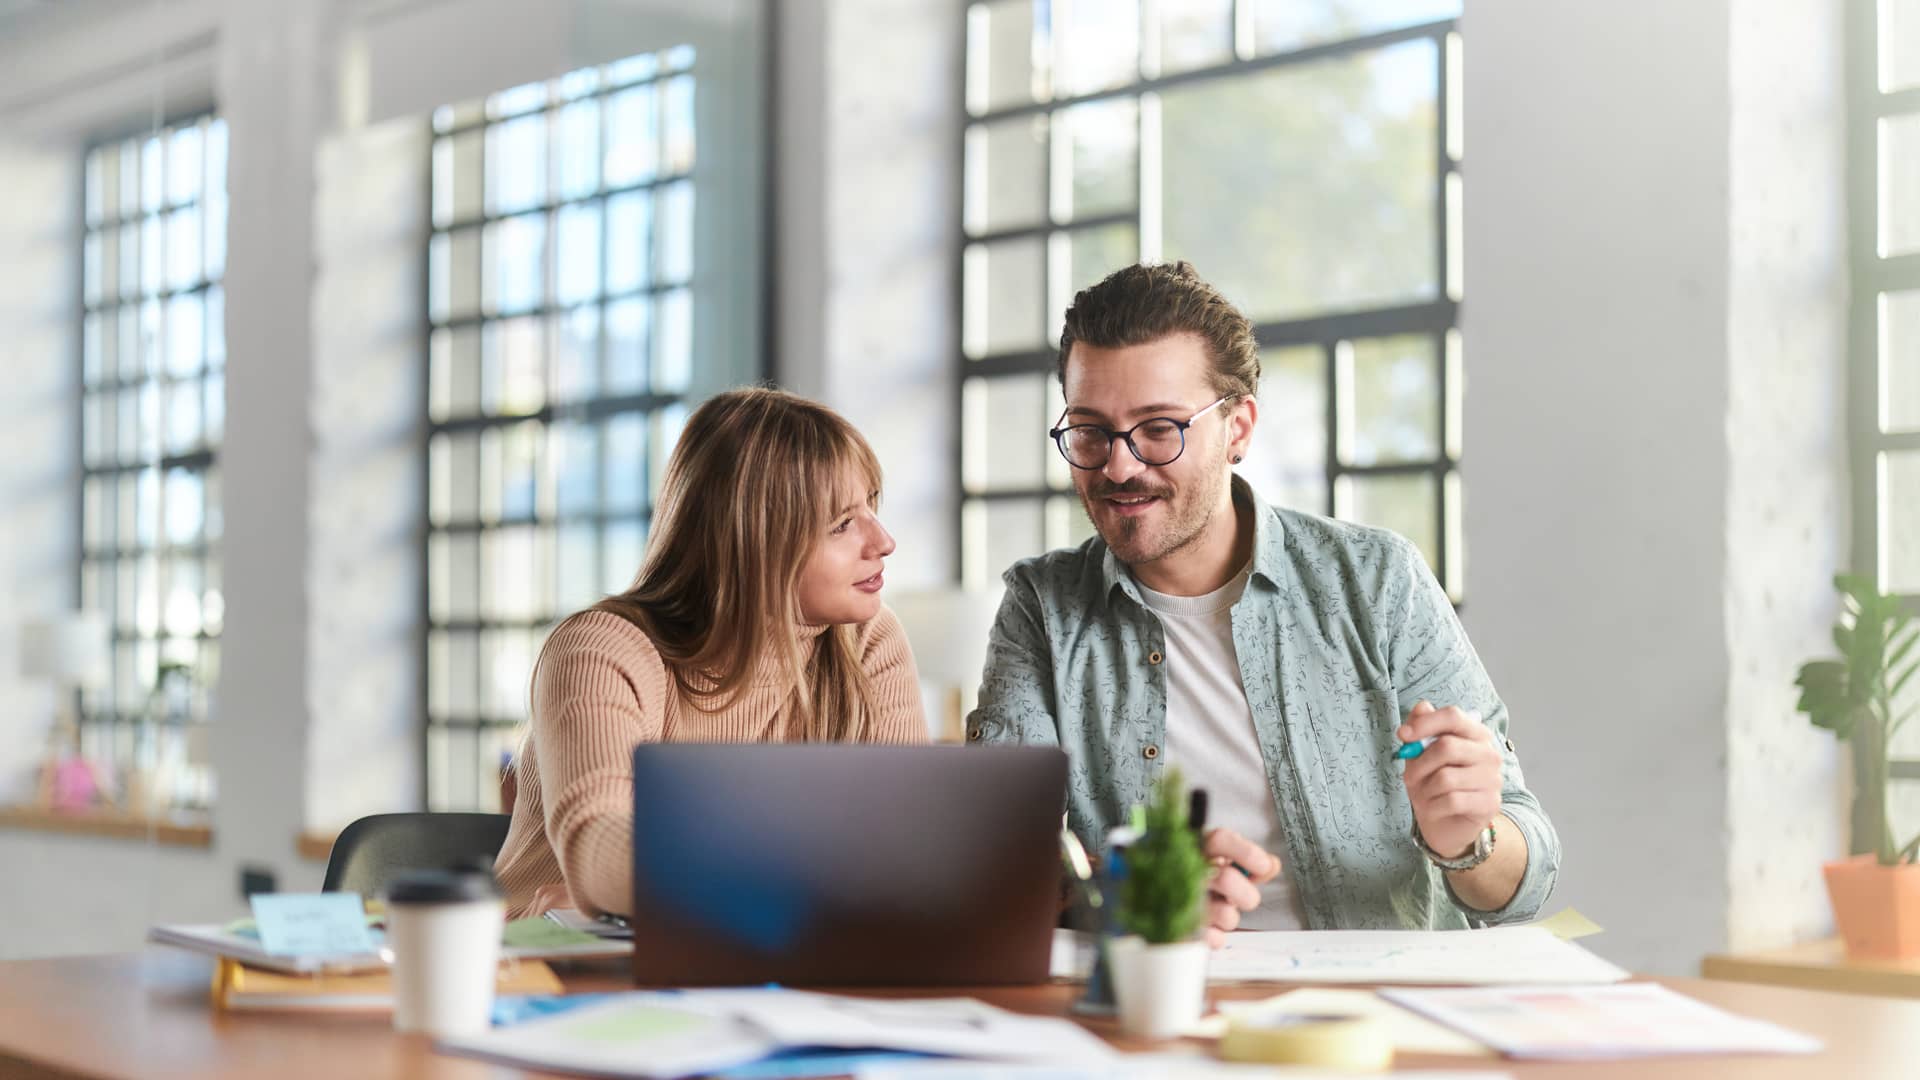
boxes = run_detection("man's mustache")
[1087,479,1173,500]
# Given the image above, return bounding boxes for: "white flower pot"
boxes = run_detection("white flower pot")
[1107,935,1209,1039]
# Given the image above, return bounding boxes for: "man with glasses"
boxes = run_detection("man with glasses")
[967,262,1558,941]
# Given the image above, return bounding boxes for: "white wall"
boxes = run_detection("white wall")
[1465,0,1848,973]
[0,137,79,808]
[775,0,960,590]
[1465,0,1734,975]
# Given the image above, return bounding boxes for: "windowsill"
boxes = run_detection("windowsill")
[0,804,213,848]
[1702,939,1920,999]
[296,826,340,862]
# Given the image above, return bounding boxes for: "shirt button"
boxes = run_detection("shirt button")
[1147,651,1163,665]
[1143,744,1159,760]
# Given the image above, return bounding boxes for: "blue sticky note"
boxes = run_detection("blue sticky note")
[250,893,377,957]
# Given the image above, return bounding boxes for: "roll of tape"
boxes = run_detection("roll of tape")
[1217,1012,1393,1070]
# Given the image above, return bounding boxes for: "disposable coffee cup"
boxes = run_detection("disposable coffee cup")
[386,862,505,1036]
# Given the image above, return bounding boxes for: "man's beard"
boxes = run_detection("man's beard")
[1081,474,1220,567]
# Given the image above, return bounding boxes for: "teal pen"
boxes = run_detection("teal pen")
[1393,738,1434,760]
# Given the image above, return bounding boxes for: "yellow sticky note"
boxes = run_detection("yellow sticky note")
[1532,907,1604,941]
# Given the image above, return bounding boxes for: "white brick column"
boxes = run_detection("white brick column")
[1723,0,1849,952]
[306,117,429,829]
[776,0,961,589]
[207,0,335,890]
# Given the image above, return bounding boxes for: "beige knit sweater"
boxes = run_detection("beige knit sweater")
[493,607,928,917]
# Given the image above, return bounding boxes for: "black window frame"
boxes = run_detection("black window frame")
[955,3,1466,600]
[76,111,229,812]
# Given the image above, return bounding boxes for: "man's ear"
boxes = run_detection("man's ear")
[1228,395,1258,461]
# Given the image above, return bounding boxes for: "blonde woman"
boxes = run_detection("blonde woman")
[493,387,927,918]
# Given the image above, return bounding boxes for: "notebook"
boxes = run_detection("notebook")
[214,957,563,1010]
[151,916,630,974]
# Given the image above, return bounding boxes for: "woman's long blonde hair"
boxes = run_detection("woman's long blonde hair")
[583,387,885,741]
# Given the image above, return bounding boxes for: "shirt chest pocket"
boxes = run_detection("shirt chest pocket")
[1299,689,1406,842]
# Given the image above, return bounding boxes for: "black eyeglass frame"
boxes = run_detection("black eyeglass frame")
[1047,395,1233,471]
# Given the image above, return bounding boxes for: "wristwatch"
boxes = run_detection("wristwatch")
[1414,820,1496,871]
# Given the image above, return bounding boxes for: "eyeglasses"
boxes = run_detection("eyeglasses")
[1048,396,1231,470]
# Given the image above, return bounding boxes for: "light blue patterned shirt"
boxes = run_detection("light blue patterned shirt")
[966,477,1559,929]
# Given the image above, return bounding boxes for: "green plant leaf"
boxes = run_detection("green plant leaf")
[1808,574,1914,861]
[1888,697,1920,743]
[1851,623,1886,685]
[1796,660,1857,738]
[1838,574,1877,621]
[1116,767,1210,945]
[1796,659,1848,694]
[1888,626,1919,677]
[1888,654,1920,708]
[1899,832,1920,866]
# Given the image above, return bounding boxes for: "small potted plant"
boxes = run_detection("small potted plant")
[1107,767,1211,1038]
[1795,574,1920,958]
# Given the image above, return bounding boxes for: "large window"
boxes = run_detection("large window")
[1852,1,1920,828]
[426,48,699,811]
[78,116,227,810]
[959,1,1463,598]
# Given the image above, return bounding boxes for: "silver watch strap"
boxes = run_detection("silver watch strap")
[1414,820,1495,871]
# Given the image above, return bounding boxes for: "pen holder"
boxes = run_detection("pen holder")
[1073,938,1118,1016]
[1070,870,1120,1016]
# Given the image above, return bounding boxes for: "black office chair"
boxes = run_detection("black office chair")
[320,812,513,897]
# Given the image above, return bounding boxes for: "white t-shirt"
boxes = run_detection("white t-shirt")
[1135,564,1305,931]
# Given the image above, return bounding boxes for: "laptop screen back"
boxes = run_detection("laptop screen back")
[628,743,1068,987]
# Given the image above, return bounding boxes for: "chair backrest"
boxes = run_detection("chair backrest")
[320,812,512,897]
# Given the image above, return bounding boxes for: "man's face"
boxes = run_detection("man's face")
[1059,332,1249,569]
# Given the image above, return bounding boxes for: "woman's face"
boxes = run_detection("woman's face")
[795,472,895,625]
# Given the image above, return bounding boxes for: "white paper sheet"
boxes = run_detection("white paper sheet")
[1204,927,1631,985]
[543,907,635,940]
[687,990,1118,1065]
[437,989,1118,1079]
[437,994,779,1079]
[1380,983,1822,1060]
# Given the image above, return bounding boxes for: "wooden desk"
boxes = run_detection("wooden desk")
[2,950,1919,1078]
[1702,939,1920,1000]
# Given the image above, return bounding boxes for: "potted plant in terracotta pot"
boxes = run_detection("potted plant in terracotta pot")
[1795,574,1920,958]
[1107,767,1211,1039]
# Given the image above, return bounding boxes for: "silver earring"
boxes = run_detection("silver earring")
[1231,455,1243,464]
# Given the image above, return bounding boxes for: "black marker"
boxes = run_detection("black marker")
[1190,786,1257,881]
